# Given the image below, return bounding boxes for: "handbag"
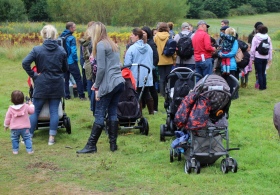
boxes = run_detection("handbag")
[235,48,243,63]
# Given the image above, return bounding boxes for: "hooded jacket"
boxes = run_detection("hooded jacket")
[124,39,153,87]
[60,29,78,65]
[22,39,68,98]
[250,33,273,61]
[4,104,34,130]
[220,39,238,71]
[154,32,176,65]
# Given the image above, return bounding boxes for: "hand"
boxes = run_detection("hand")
[95,91,100,101]
[268,60,272,66]
[4,127,8,131]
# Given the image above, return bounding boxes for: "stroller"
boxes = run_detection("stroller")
[105,64,150,135]
[170,74,239,174]
[27,66,71,134]
[160,67,202,141]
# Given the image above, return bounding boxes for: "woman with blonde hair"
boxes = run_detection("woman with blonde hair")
[22,25,68,145]
[77,22,125,154]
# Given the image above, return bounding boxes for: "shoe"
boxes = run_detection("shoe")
[13,151,18,155]
[154,110,158,114]
[79,97,87,101]
[48,136,55,145]
[28,151,34,154]
[65,96,71,100]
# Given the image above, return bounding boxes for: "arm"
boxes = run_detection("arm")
[80,44,85,66]
[124,46,134,66]
[28,104,35,115]
[93,42,106,89]
[250,36,257,60]
[220,40,238,58]
[204,34,215,52]
[4,108,11,129]
[22,48,38,79]
[268,36,273,61]
[70,37,78,63]
[151,42,159,66]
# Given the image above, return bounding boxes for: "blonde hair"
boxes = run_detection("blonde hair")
[40,25,58,40]
[225,27,236,37]
[88,22,118,57]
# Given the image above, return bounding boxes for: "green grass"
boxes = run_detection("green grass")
[1,14,280,195]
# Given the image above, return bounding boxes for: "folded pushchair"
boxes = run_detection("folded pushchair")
[27,66,71,134]
[170,74,239,174]
[160,67,202,141]
[106,64,150,135]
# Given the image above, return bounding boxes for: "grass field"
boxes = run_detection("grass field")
[0,13,280,195]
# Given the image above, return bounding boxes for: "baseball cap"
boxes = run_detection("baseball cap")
[220,26,229,31]
[181,22,189,29]
[197,20,210,28]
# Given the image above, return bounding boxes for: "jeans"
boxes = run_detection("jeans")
[64,62,85,98]
[176,63,195,71]
[254,58,267,90]
[195,58,213,81]
[87,80,96,114]
[11,129,33,152]
[30,98,61,137]
[94,83,124,125]
[158,65,173,96]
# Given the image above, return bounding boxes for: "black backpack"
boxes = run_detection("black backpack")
[237,50,250,69]
[237,40,248,52]
[256,39,270,55]
[176,32,193,60]
[57,34,71,55]
[162,38,177,56]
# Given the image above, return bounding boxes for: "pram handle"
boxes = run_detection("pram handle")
[122,64,151,74]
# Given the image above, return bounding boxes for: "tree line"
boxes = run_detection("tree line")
[0,0,279,25]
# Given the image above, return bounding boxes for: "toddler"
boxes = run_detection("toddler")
[4,90,34,154]
[219,27,236,74]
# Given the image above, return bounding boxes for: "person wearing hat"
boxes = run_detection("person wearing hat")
[192,20,216,79]
[173,22,195,70]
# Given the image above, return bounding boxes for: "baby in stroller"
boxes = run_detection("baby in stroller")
[171,74,239,174]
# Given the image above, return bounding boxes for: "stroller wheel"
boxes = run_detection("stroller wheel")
[230,158,238,173]
[221,159,229,174]
[194,160,201,174]
[185,160,192,174]
[177,151,182,161]
[170,149,174,163]
[160,124,166,142]
[141,118,149,136]
[64,116,71,134]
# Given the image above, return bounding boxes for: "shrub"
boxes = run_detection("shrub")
[0,0,27,22]
[198,11,217,19]
[249,0,267,13]
[203,0,230,18]
[266,0,280,12]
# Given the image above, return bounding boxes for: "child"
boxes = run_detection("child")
[4,90,34,154]
[219,27,236,74]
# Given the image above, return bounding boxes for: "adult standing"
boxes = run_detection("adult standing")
[248,22,263,46]
[192,20,216,78]
[154,22,176,96]
[22,25,68,145]
[221,19,229,27]
[60,22,86,100]
[77,22,125,154]
[249,25,273,91]
[124,28,154,114]
[142,26,159,113]
[174,22,195,70]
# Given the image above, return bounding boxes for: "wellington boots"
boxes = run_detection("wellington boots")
[76,123,103,154]
[146,98,154,115]
[108,121,119,152]
[222,65,226,75]
[226,66,230,74]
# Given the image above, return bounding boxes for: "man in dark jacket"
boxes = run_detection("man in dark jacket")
[60,22,86,100]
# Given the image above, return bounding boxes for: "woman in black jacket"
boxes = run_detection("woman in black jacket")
[22,25,68,145]
[142,26,159,113]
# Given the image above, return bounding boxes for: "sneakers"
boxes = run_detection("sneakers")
[13,151,18,155]
[48,136,55,145]
[28,151,34,154]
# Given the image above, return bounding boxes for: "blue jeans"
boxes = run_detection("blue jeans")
[254,58,267,90]
[11,129,33,152]
[94,83,124,125]
[176,64,195,71]
[30,98,61,137]
[195,58,213,81]
[64,62,85,98]
[87,79,96,114]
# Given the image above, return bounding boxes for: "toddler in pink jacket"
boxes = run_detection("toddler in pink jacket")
[4,90,34,154]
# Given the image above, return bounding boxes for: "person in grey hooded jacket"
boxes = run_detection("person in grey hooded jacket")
[124,28,154,114]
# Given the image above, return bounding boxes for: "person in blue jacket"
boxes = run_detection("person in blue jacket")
[60,22,86,100]
[124,28,154,114]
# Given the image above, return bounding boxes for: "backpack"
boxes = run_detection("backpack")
[256,39,270,55]
[162,38,177,56]
[237,40,248,52]
[237,50,250,69]
[176,33,193,60]
[57,34,71,55]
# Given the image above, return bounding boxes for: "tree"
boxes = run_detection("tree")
[187,0,204,18]
[266,0,280,12]
[204,0,230,18]
[29,0,50,21]
[249,0,267,13]
[0,0,27,22]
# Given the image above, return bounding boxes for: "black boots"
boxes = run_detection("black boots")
[146,98,154,115]
[108,121,119,152]
[76,123,103,154]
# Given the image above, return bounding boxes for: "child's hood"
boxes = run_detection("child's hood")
[9,104,27,117]
[255,33,268,41]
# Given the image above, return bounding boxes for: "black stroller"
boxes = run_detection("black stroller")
[170,74,239,174]
[160,67,202,141]
[105,64,150,135]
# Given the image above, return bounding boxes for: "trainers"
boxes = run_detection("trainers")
[48,136,55,145]
[13,151,18,155]
[28,151,34,154]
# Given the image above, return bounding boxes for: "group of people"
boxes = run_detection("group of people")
[4,19,273,155]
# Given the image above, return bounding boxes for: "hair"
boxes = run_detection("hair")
[221,19,229,25]
[167,22,174,30]
[257,25,268,34]
[66,22,75,30]
[225,27,236,37]
[11,90,24,105]
[40,25,57,40]
[142,26,153,40]
[87,21,95,27]
[254,21,263,30]
[83,21,95,40]
[157,22,169,32]
[132,28,143,40]
[88,22,118,57]
[152,28,157,36]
